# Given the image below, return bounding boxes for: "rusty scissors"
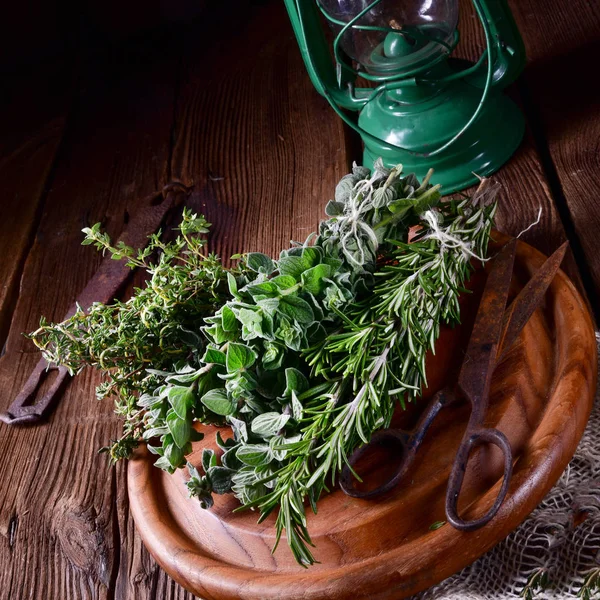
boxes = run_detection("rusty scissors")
[340,238,568,531]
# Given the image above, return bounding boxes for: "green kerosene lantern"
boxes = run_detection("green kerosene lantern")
[284,0,526,193]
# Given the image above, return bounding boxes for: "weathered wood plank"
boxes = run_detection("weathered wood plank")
[453,0,584,293]
[169,0,349,262]
[508,0,600,309]
[0,50,176,600]
[113,462,161,600]
[2,0,594,599]
[0,67,71,350]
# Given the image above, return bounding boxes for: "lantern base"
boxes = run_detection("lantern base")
[360,83,525,195]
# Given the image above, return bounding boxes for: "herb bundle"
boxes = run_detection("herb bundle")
[30,160,497,565]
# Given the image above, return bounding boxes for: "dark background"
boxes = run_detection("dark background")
[1,1,210,75]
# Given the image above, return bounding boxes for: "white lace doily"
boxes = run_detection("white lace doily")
[415,334,600,600]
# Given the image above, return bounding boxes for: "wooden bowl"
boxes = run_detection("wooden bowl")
[128,235,597,600]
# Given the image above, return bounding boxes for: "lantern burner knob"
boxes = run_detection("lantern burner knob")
[383,29,422,58]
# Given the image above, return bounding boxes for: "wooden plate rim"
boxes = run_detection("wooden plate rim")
[127,236,597,600]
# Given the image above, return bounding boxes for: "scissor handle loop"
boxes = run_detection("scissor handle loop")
[446,428,513,530]
[340,389,454,499]
[340,428,411,499]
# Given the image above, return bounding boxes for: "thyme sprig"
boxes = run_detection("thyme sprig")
[30,208,231,460]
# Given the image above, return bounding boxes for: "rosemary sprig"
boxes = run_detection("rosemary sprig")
[250,195,496,564]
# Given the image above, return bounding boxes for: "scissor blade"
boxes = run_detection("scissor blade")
[458,239,517,403]
[497,241,568,360]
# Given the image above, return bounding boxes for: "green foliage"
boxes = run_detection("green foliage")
[30,208,230,460]
[578,568,600,600]
[521,569,550,600]
[244,194,495,565]
[201,388,236,416]
[186,451,234,509]
[29,161,498,567]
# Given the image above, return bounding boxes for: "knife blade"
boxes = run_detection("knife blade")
[0,181,190,425]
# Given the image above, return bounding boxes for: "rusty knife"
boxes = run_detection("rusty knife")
[0,181,189,425]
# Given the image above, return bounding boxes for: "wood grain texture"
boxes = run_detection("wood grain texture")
[453,0,585,293]
[169,0,349,262]
[507,0,600,307]
[0,66,71,350]
[127,236,596,600]
[0,50,176,600]
[0,0,598,598]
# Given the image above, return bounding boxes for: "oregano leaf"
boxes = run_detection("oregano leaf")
[201,388,236,416]
[246,281,278,298]
[284,368,309,397]
[301,264,331,295]
[277,255,311,280]
[167,385,195,420]
[228,416,248,442]
[291,391,303,420]
[154,456,175,473]
[271,275,296,290]
[247,252,275,275]
[202,448,217,472]
[227,272,241,299]
[167,410,192,449]
[237,444,272,467]
[278,295,314,325]
[202,347,227,365]
[164,441,185,468]
[226,342,257,371]
[207,466,233,494]
[222,306,237,332]
[251,412,290,438]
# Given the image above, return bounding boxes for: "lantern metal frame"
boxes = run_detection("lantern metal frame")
[284,0,527,193]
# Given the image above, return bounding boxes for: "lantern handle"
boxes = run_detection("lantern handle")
[283,0,367,110]
[470,0,526,89]
[312,0,524,90]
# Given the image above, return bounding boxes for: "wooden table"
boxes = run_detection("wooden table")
[0,1,598,598]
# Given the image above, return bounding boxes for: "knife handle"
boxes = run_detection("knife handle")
[0,359,70,425]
